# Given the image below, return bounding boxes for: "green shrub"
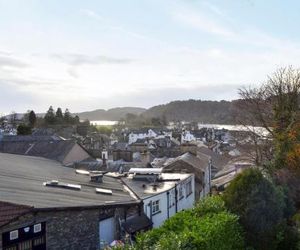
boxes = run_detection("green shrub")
[223,168,298,250]
[131,196,244,250]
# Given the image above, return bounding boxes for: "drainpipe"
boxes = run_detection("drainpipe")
[148,201,153,223]
[209,159,212,195]
[166,191,170,219]
[174,184,178,213]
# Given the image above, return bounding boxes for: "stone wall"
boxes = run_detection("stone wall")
[0,204,142,250]
[0,208,99,250]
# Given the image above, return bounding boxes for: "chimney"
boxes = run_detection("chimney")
[102,152,107,168]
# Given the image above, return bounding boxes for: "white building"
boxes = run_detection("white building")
[122,168,195,228]
[181,130,196,143]
[128,129,158,144]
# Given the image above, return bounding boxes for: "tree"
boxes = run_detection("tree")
[55,107,63,123]
[63,108,72,124]
[44,106,56,125]
[223,168,294,250]
[238,67,300,171]
[74,115,80,124]
[9,111,17,127]
[17,124,32,135]
[132,196,244,250]
[28,110,36,128]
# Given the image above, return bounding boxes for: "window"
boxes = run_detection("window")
[168,190,174,208]
[9,230,18,241]
[186,180,193,197]
[18,240,32,250]
[4,246,17,250]
[178,185,184,200]
[152,200,160,214]
[3,222,46,250]
[33,223,41,233]
[33,236,45,246]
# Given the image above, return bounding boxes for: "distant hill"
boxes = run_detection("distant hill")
[76,100,239,124]
[77,107,146,121]
[142,100,238,124]
[2,100,240,124]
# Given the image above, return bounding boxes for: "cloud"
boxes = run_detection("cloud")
[88,84,242,110]
[171,7,234,37]
[0,51,12,56]
[201,1,225,18]
[52,53,133,66]
[171,2,300,55]
[80,8,151,41]
[0,55,29,69]
[67,68,79,78]
[80,8,104,21]
[0,80,40,113]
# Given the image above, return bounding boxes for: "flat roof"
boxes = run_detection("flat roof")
[0,153,137,209]
[122,173,193,199]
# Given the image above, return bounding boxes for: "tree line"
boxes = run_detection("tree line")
[16,106,82,135]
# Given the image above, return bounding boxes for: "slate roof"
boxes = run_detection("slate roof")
[122,213,152,233]
[197,146,230,170]
[0,153,137,209]
[0,201,33,227]
[0,135,62,142]
[111,142,130,151]
[0,139,90,163]
[166,152,210,172]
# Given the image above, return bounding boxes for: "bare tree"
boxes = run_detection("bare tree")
[236,66,300,169]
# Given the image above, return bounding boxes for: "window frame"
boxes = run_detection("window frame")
[152,200,160,215]
[185,179,193,197]
[178,184,184,200]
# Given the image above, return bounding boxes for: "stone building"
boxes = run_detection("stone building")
[163,152,211,199]
[0,153,145,250]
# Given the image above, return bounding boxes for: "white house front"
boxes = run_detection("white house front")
[128,129,158,144]
[123,169,195,228]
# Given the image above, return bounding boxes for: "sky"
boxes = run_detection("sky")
[1,0,300,114]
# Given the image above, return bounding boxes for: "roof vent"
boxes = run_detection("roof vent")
[43,181,81,190]
[129,168,162,175]
[90,174,103,183]
[75,169,90,175]
[95,188,112,195]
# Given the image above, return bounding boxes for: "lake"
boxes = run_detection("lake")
[90,120,118,126]
[197,123,269,136]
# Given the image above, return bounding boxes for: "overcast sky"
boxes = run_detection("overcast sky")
[1,0,300,114]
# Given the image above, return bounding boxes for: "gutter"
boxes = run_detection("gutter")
[32,200,142,212]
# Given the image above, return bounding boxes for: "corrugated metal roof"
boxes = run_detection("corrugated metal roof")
[0,153,136,208]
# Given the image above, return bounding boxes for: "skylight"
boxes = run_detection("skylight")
[43,180,81,190]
